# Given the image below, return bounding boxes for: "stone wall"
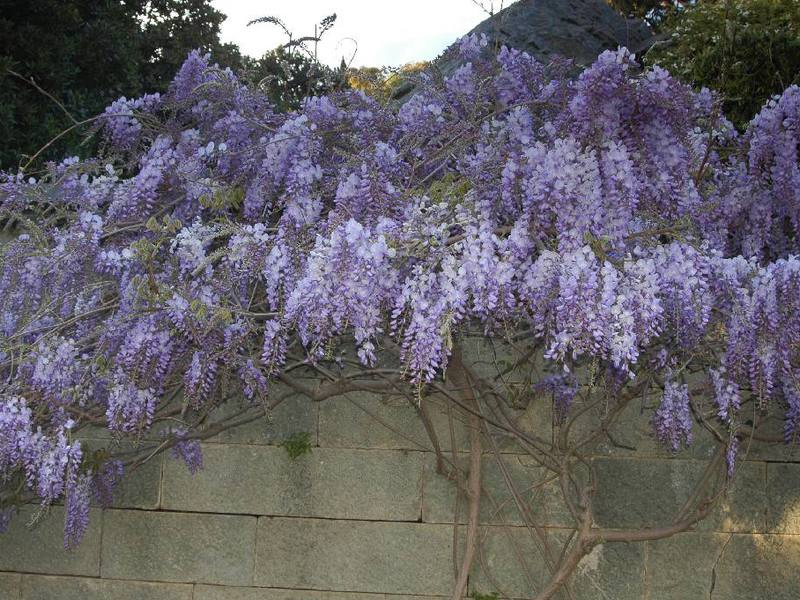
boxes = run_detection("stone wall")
[1,369,800,599]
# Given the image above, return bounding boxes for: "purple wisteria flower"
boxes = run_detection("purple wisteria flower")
[2,40,800,546]
[167,427,204,475]
[654,374,693,452]
[64,474,91,549]
[91,460,124,508]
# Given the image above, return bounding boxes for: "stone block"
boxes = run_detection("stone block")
[767,463,800,534]
[458,336,535,385]
[0,572,21,599]
[77,419,161,442]
[113,456,162,510]
[593,457,701,529]
[593,457,765,532]
[467,525,551,598]
[79,386,316,448]
[210,393,317,446]
[320,391,479,453]
[748,439,800,462]
[556,390,718,461]
[422,453,571,527]
[193,585,386,599]
[424,398,474,453]
[511,369,735,463]
[646,532,800,600]
[645,532,728,599]
[316,391,525,455]
[469,526,644,600]
[570,541,645,600]
[101,509,256,585]
[734,405,800,462]
[19,575,192,600]
[703,460,766,533]
[712,534,800,599]
[317,392,437,451]
[254,517,454,595]
[73,439,163,509]
[162,445,423,521]
[194,589,448,600]
[0,506,101,576]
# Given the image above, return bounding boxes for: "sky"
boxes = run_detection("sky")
[210,1,514,68]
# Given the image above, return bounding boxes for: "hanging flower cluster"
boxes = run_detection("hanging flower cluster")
[2,39,800,545]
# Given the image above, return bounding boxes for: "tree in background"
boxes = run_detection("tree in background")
[646,0,800,128]
[0,3,352,169]
[0,0,245,169]
[348,62,429,103]
[134,0,244,94]
[1,0,139,169]
[607,0,687,22]
[241,14,348,112]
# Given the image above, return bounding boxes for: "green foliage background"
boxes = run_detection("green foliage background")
[646,0,800,128]
[2,0,799,170]
[0,0,249,168]
[0,1,345,170]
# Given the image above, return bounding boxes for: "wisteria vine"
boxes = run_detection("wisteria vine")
[1,35,800,552]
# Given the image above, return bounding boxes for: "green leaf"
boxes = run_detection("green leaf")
[279,431,313,460]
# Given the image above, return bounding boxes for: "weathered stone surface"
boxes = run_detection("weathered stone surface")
[731,404,800,462]
[468,525,550,598]
[317,392,473,452]
[101,510,256,585]
[516,378,718,462]
[163,444,423,521]
[110,453,162,510]
[422,453,571,527]
[71,440,162,509]
[78,419,161,442]
[458,0,652,66]
[0,507,101,576]
[458,336,534,385]
[81,388,317,447]
[645,533,728,599]
[712,534,800,599]
[0,572,21,599]
[593,457,765,532]
[646,532,800,600]
[766,463,800,534]
[255,517,454,595]
[211,393,317,446]
[570,541,645,600]
[514,368,731,463]
[593,457,700,529]
[1,353,798,600]
[469,526,644,600]
[583,394,719,461]
[194,586,386,599]
[194,588,447,600]
[703,460,766,533]
[394,0,654,102]
[317,392,430,450]
[748,438,800,462]
[19,575,192,600]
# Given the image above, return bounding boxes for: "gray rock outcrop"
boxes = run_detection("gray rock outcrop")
[463,0,654,66]
[392,0,653,99]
